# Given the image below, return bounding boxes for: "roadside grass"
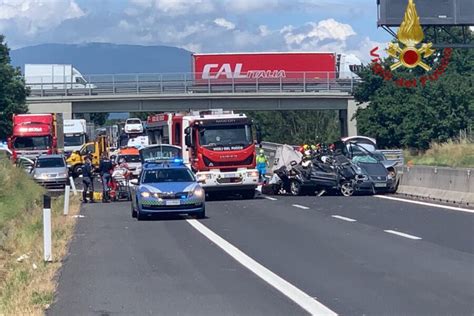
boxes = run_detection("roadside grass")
[405,139,474,168]
[0,158,81,315]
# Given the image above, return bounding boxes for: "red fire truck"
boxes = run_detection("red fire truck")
[146,110,260,198]
[8,113,64,161]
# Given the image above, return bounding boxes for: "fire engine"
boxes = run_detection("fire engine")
[146,110,261,198]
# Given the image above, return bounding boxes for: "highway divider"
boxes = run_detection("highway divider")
[397,166,473,206]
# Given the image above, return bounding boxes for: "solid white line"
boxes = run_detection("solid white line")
[374,195,474,214]
[264,196,278,201]
[384,230,422,240]
[186,219,337,315]
[292,204,310,210]
[331,215,357,222]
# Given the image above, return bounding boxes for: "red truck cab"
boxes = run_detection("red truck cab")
[8,114,63,161]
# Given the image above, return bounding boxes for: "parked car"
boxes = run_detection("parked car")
[124,118,143,134]
[30,154,69,191]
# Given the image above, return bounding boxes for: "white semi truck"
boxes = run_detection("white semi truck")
[24,64,95,90]
[64,119,88,154]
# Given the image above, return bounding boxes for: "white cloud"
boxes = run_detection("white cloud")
[129,0,215,16]
[280,19,356,50]
[214,18,235,30]
[0,0,84,35]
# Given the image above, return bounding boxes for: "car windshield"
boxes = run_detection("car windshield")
[64,134,85,147]
[13,136,50,150]
[142,168,195,183]
[127,119,141,125]
[140,145,181,162]
[348,143,380,164]
[198,125,252,147]
[119,154,141,163]
[36,158,65,168]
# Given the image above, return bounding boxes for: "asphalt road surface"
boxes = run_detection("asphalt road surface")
[49,194,474,315]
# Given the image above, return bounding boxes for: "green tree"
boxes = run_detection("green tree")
[354,28,474,150]
[245,110,340,145]
[0,35,28,140]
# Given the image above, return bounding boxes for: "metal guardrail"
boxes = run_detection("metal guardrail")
[26,71,358,97]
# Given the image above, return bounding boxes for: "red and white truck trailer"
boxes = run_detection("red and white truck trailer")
[146,110,260,198]
[8,114,64,161]
[192,52,360,82]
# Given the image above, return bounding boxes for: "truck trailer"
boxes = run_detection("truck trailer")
[192,52,360,83]
[24,64,95,90]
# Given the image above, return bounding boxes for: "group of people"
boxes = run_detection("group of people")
[81,154,130,203]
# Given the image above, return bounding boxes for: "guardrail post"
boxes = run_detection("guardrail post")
[279,76,282,92]
[160,74,163,93]
[64,186,70,215]
[232,76,235,93]
[350,76,354,93]
[256,77,259,92]
[303,72,306,93]
[208,78,211,93]
[43,195,52,262]
[88,75,92,96]
[41,78,44,97]
[112,75,116,94]
[327,72,330,90]
[69,176,77,195]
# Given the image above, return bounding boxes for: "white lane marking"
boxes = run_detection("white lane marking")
[292,204,310,210]
[374,195,474,214]
[331,215,357,222]
[186,218,337,316]
[264,196,278,201]
[384,230,422,240]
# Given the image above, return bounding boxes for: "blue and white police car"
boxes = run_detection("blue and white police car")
[130,145,205,220]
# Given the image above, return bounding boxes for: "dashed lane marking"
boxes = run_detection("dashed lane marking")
[384,230,422,240]
[374,195,474,214]
[264,196,278,201]
[186,218,337,316]
[292,204,310,210]
[331,215,357,222]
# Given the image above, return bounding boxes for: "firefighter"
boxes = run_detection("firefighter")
[82,156,95,203]
[256,149,269,183]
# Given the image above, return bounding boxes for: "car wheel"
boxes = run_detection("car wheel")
[242,190,255,199]
[196,206,206,219]
[136,210,146,221]
[340,182,354,197]
[73,164,84,177]
[290,180,302,196]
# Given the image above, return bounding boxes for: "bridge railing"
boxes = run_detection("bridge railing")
[26,71,358,97]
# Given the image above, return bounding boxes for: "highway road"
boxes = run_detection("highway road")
[49,194,474,315]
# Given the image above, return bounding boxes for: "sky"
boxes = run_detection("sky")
[0,0,395,62]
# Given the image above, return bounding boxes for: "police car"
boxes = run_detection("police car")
[130,145,205,220]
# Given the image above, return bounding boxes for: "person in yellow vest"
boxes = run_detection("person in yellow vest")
[256,149,269,183]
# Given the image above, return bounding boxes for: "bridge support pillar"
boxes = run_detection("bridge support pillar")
[347,99,358,137]
[28,102,72,119]
[339,109,348,137]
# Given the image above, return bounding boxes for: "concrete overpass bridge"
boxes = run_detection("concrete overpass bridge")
[26,72,360,136]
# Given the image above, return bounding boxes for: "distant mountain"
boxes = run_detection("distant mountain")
[10,43,192,75]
